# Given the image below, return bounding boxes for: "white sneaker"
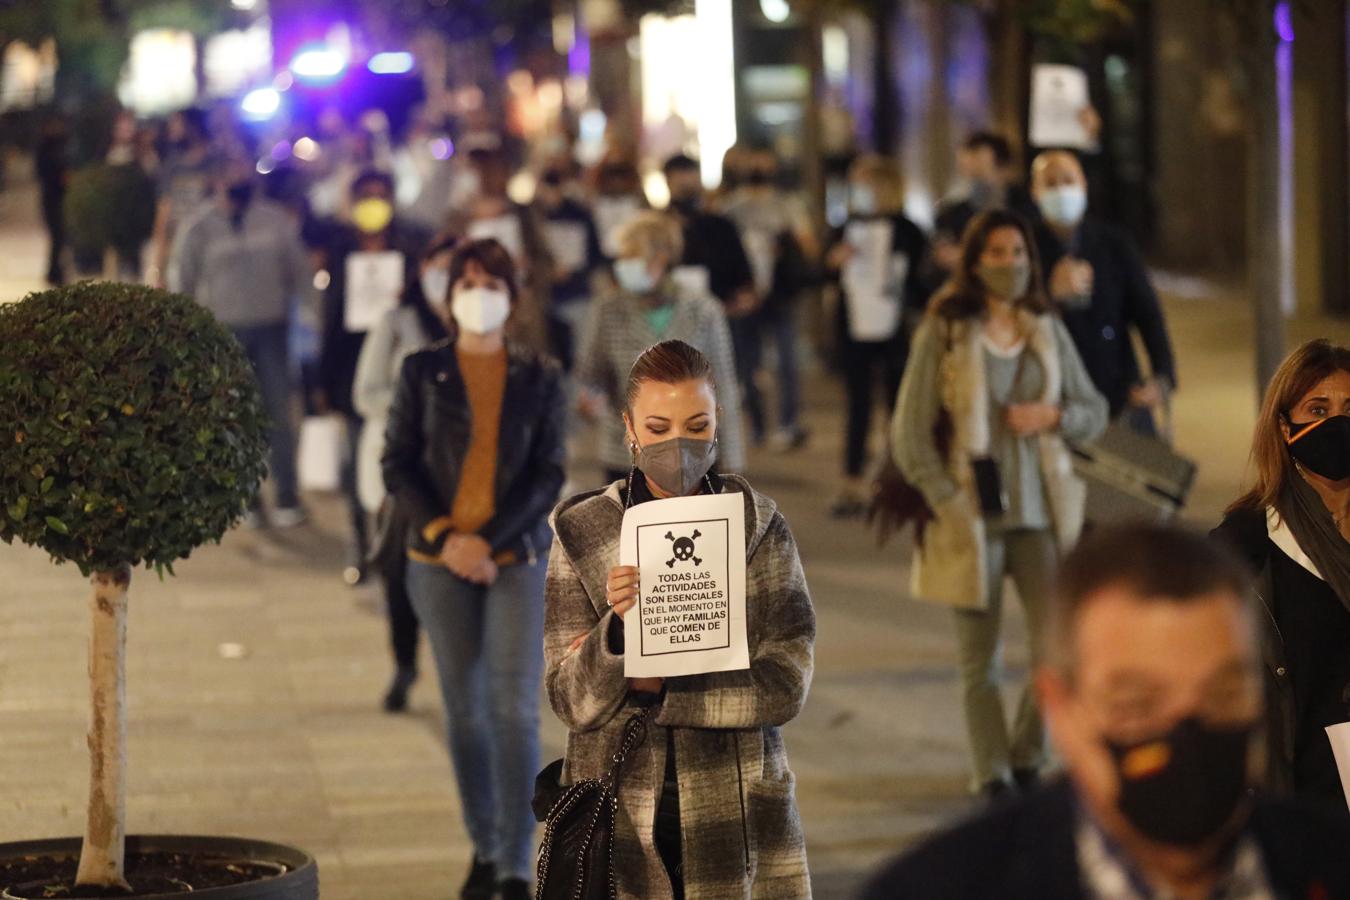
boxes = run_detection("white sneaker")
[271,506,307,528]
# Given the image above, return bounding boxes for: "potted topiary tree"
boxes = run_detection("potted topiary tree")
[0,283,318,898]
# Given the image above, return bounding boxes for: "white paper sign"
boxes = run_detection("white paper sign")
[593,195,642,257]
[742,228,777,297]
[1326,722,1350,810]
[468,214,526,265]
[545,221,589,274]
[621,493,749,678]
[670,264,711,300]
[842,220,902,341]
[344,251,405,332]
[1030,64,1097,151]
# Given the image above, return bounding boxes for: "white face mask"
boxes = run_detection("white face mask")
[421,269,450,313]
[1037,184,1088,227]
[614,257,657,294]
[850,183,877,216]
[451,285,511,335]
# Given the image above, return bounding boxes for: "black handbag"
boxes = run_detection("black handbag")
[535,708,652,900]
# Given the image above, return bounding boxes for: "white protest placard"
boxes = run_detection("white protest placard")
[670,264,712,300]
[842,219,901,341]
[468,214,526,265]
[344,251,405,332]
[593,195,642,257]
[621,492,749,678]
[1326,722,1350,810]
[544,221,589,274]
[1030,64,1097,151]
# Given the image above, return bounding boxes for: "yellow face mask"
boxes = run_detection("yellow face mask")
[352,197,394,234]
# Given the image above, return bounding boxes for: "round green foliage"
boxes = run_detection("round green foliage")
[64,164,157,261]
[0,282,268,576]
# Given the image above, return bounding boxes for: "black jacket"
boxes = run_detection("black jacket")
[1035,217,1177,417]
[318,221,429,417]
[381,341,565,564]
[1213,507,1350,806]
[678,209,754,304]
[859,779,1350,900]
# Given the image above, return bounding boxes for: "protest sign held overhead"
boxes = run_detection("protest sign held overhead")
[621,492,749,679]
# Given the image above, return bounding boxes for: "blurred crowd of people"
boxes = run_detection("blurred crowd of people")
[25,100,1350,900]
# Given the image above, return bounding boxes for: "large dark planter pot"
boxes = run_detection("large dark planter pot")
[0,836,317,900]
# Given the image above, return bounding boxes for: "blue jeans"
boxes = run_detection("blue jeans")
[232,323,299,509]
[408,557,548,881]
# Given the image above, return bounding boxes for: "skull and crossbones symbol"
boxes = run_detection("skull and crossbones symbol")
[665,529,702,568]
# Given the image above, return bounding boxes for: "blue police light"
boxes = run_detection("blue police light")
[290,45,347,82]
[368,52,415,75]
[240,87,282,121]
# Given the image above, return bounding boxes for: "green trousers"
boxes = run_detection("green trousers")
[951,528,1057,790]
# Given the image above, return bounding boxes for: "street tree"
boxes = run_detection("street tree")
[0,283,268,890]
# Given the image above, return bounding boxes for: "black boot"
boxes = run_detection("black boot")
[460,855,496,900]
[382,667,417,713]
[1012,767,1041,792]
[498,877,531,900]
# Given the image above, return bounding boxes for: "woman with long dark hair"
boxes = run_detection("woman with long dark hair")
[545,340,814,899]
[382,237,565,900]
[891,209,1107,799]
[1213,339,1350,809]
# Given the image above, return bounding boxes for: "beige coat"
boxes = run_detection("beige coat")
[894,311,1107,609]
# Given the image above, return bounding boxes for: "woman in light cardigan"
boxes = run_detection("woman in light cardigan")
[891,208,1107,799]
[352,235,452,711]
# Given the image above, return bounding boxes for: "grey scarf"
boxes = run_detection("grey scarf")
[1278,475,1350,612]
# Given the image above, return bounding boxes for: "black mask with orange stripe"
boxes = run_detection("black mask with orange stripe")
[1105,717,1255,846]
[1286,415,1350,482]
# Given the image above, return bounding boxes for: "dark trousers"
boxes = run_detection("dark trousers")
[41,196,64,285]
[340,414,369,561]
[233,323,299,509]
[729,314,766,443]
[760,302,802,433]
[841,333,907,478]
[380,547,419,671]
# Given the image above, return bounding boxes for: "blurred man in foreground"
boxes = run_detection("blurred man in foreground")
[861,524,1350,899]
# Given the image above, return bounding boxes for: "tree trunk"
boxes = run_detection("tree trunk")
[1248,21,1292,398]
[75,565,131,891]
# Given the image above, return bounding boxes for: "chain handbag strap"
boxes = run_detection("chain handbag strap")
[604,706,652,787]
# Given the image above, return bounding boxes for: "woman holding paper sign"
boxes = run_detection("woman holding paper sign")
[823,154,930,518]
[1214,339,1350,810]
[544,340,815,900]
[382,237,565,900]
[891,208,1107,800]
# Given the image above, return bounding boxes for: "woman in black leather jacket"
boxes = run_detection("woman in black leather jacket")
[382,237,565,900]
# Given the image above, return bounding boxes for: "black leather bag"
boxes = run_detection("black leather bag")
[535,708,651,900]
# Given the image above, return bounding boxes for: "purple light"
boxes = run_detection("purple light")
[429,137,453,160]
[1274,2,1294,43]
[568,16,590,78]
[270,140,292,161]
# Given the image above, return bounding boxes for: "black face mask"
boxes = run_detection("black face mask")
[745,171,772,187]
[670,193,701,214]
[226,181,255,207]
[1287,414,1350,482]
[1105,717,1254,847]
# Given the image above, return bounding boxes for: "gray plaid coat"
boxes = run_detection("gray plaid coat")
[544,475,814,900]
